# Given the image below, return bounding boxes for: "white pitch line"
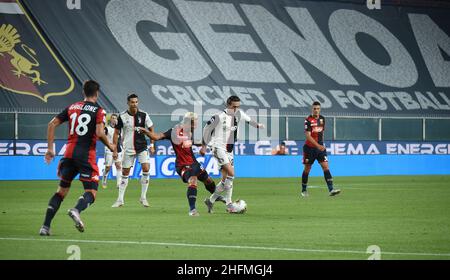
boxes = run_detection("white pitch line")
[0,237,449,257]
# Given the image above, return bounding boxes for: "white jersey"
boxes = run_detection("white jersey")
[117,110,153,155]
[104,124,123,154]
[104,125,115,154]
[203,109,251,152]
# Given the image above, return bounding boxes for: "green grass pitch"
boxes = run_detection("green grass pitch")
[0,176,449,260]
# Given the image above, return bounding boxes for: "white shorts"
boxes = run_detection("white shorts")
[122,150,150,169]
[212,147,234,167]
[104,151,123,167]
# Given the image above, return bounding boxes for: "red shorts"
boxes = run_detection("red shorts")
[57,158,99,190]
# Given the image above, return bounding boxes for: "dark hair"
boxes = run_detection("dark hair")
[111,113,118,118]
[281,141,286,146]
[312,101,321,106]
[127,93,138,101]
[226,95,240,106]
[83,80,100,97]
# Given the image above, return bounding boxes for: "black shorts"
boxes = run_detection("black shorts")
[303,145,328,165]
[57,158,99,190]
[175,162,208,184]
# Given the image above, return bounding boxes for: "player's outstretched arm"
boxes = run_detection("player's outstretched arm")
[241,110,264,129]
[45,117,62,164]
[97,123,115,152]
[137,127,165,141]
[249,120,265,129]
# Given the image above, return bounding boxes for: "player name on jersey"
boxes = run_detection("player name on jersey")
[68,103,99,113]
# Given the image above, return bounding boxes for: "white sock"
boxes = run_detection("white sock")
[216,180,225,192]
[118,176,128,202]
[224,176,234,205]
[225,186,233,205]
[209,180,225,203]
[116,169,122,188]
[102,169,109,185]
[140,172,150,200]
[209,193,221,203]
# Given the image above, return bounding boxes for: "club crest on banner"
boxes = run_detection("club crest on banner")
[0,0,74,102]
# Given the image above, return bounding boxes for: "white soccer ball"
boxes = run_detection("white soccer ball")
[233,199,247,214]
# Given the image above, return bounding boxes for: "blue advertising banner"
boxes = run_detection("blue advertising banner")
[2,140,450,156]
[1,154,449,181]
[0,155,221,180]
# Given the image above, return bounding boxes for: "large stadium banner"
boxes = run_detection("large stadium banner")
[16,0,450,118]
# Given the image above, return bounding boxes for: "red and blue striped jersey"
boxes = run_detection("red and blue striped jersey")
[56,101,106,162]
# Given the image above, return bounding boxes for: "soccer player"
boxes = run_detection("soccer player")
[101,114,123,189]
[111,93,155,208]
[141,112,225,216]
[39,80,115,236]
[301,101,341,197]
[200,96,264,213]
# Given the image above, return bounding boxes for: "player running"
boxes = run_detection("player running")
[111,93,155,208]
[39,80,115,236]
[101,114,123,189]
[142,112,225,216]
[301,101,341,197]
[200,96,264,213]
